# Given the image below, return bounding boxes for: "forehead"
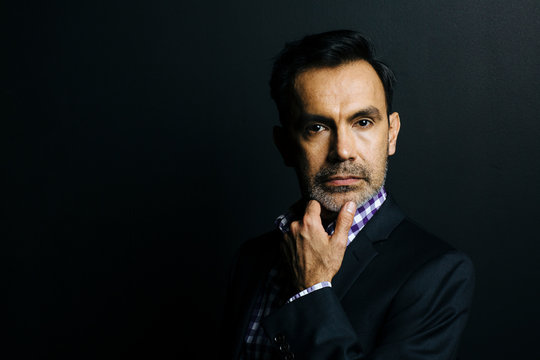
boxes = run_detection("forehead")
[293,60,387,117]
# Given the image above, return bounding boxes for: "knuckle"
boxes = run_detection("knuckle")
[340,213,354,227]
[289,221,300,233]
[302,214,314,227]
[305,200,320,214]
[339,217,351,228]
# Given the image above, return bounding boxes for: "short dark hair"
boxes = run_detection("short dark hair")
[269,30,396,125]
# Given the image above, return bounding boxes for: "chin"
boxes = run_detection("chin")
[320,196,353,213]
[313,193,356,213]
[314,186,380,213]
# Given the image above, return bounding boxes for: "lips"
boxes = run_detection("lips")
[324,175,362,186]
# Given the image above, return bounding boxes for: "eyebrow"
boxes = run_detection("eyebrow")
[297,105,383,128]
[347,106,382,122]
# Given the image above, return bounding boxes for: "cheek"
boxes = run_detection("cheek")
[357,134,388,165]
[297,146,326,176]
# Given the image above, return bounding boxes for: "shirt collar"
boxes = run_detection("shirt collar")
[274,187,387,246]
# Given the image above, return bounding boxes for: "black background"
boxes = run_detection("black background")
[3,1,540,359]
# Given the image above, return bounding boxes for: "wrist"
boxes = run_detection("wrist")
[288,281,332,303]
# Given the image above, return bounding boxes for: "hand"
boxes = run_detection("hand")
[280,200,356,291]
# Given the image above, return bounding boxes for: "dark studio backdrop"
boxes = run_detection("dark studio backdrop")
[3,0,540,359]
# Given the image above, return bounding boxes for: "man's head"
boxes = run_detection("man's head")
[271,30,401,215]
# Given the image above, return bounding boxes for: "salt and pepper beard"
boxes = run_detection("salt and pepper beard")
[299,157,388,213]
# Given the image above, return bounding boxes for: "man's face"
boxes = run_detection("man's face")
[279,60,400,213]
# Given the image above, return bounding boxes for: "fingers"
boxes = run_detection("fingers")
[280,232,295,261]
[280,232,304,291]
[303,200,321,223]
[332,201,356,242]
[302,200,324,230]
[304,199,321,217]
[283,200,355,291]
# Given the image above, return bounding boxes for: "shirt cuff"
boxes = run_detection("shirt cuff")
[287,281,332,303]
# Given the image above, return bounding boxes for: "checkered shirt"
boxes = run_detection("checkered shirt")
[241,188,387,359]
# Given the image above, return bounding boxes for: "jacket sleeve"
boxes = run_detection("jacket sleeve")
[261,251,475,360]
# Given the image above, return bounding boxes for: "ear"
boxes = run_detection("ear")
[387,112,401,156]
[273,125,296,167]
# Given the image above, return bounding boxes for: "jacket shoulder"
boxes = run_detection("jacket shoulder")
[371,217,474,291]
[382,217,455,259]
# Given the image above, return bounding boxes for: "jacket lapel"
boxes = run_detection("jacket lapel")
[332,232,378,299]
[332,195,405,299]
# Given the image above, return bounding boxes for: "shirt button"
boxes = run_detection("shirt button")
[273,334,285,344]
[279,343,290,352]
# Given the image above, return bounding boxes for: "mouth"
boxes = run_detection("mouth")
[324,175,363,186]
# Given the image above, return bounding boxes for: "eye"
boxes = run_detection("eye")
[355,119,373,128]
[306,124,326,133]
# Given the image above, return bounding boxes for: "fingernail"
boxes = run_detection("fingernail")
[346,201,356,214]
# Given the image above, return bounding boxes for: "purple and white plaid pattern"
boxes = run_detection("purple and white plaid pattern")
[241,188,387,359]
[329,188,387,245]
[287,280,332,302]
[275,187,387,246]
[241,268,282,359]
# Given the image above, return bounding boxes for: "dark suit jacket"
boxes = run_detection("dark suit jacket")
[222,196,475,359]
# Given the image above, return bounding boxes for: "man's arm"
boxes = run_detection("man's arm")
[261,250,475,360]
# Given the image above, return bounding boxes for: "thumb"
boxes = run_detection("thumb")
[332,201,356,241]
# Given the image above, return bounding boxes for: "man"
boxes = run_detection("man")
[222,30,474,360]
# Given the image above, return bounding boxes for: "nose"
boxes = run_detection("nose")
[328,127,356,162]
